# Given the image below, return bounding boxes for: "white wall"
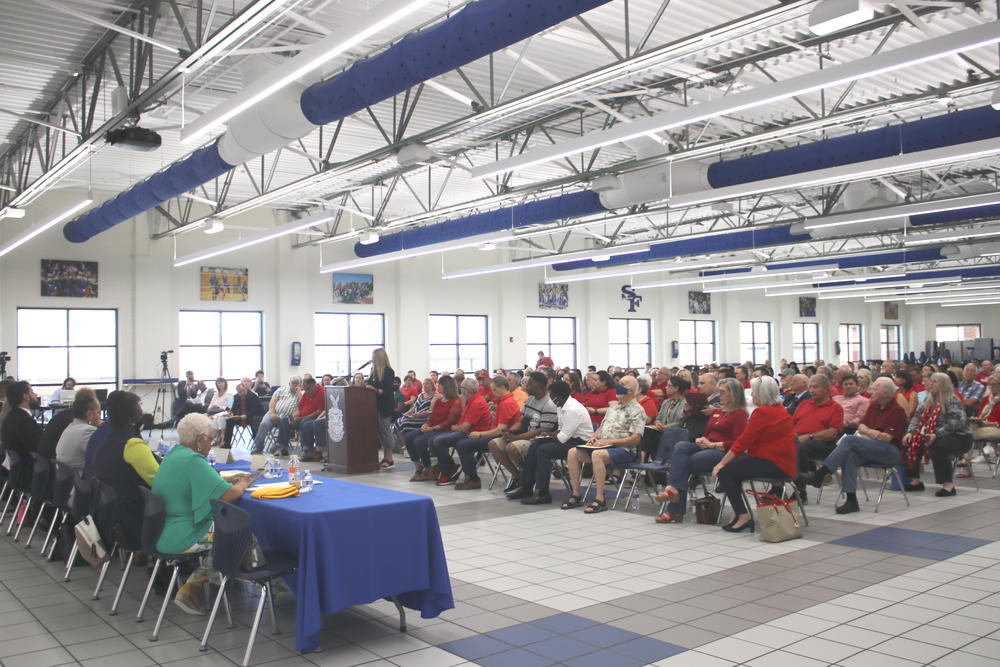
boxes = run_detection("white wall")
[3,191,999,393]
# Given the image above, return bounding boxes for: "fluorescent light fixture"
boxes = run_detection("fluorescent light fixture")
[0,199,93,258]
[441,242,651,280]
[468,21,1000,180]
[903,225,1000,246]
[904,293,1000,304]
[359,230,381,245]
[809,0,874,36]
[180,0,436,144]
[764,276,960,297]
[320,229,517,274]
[633,264,840,290]
[204,219,225,235]
[704,269,906,293]
[803,191,1000,230]
[0,206,26,219]
[478,242,496,251]
[546,254,757,285]
[670,138,1000,209]
[943,300,1000,307]
[861,282,1000,301]
[174,213,335,267]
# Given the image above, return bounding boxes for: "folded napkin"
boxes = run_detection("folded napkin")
[250,485,300,500]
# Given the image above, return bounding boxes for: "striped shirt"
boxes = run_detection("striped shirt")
[272,386,301,417]
[521,394,558,433]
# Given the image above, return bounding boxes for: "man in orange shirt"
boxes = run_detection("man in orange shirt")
[792,374,844,502]
[454,377,522,490]
[430,378,492,485]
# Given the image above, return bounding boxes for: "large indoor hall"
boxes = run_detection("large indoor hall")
[1,1,1000,666]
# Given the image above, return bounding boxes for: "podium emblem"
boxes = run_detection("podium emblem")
[328,394,345,443]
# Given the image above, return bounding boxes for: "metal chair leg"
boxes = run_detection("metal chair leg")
[222,586,235,629]
[150,564,180,641]
[242,586,268,667]
[0,483,14,520]
[611,471,631,510]
[12,497,32,540]
[200,576,228,652]
[875,469,891,513]
[110,551,134,615]
[25,503,47,549]
[5,492,24,535]
[40,509,62,557]
[136,559,161,622]
[64,540,79,581]
[93,543,117,600]
[266,581,280,635]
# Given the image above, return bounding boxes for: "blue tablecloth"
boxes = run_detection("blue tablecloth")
[236,476,453,652]
[214,461,252,472]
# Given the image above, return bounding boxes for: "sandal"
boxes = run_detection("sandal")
[583,499,607,514]
[561,495,584,510]
[655,486,680,503]
[655,512,683,524]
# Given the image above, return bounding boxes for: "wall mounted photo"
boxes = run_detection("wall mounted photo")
[200,266,248,301]
[539,282,569,310]
[41,259,98,298]
[884,301,899,320]
[333,273,374,304]
[799,296,817,318]
[688,290,711,315]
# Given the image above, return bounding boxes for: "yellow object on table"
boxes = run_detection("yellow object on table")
[250,485,300,499]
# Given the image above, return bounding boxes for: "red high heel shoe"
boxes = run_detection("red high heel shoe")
[655,512,683,524]
[655,486,680,503]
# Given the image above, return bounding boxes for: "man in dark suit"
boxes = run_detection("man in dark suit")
[783,374,810,416]
[223,382,267,448]
[1,381,42,488]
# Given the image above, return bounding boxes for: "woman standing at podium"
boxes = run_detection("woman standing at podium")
[366,348,397,469]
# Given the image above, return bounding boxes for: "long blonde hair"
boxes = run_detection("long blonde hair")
[371,348,391,381]
[925,372,955,412]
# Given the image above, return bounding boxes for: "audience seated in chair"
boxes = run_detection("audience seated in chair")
[294,377,326,462]
[487,372,558,488]
[54,388,101,471]
[1,381,42,488]
[222,381,266,449]
[792,374,844,502]
[407,376,461,481]
[252,376,301,455]
[639,375,691,461]
[453,376,523,490]
[903,372,973,497]
[429,378,493,486]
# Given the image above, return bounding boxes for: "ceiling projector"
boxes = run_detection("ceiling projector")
[105,126,162,151]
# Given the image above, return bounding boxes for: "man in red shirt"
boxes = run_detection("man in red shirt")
[792,374,844,502]
[805,377,907,514]
[454,376,523,490]
[735,366,751,389]
[430,378,492,485]
[975,360,994,384]
[536,350,555,369]
[294,377,327,461]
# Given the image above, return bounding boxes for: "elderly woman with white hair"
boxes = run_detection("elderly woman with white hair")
[902,372,973,496]
[151,413,252,614]
[803,377,909,514]
[427,376,492,485]
[711,376,797,533]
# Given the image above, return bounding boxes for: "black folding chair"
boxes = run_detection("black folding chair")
[4,451,31,537]
[22,455,55,549]
[89,479,121,601]
[40,462,75,560]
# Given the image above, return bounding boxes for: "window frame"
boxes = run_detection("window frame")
[428,314,489,372]
[935,324,981,342]
[839,323,864,362]
[880,324,901,361]
[314,312,386,377]
[178,309,263,381]
[525,316,577,369]
[677,319,717,367]
[15,307,119,392]
[739,320,772,365]
[608,317,652,368]
[792,322,820,365]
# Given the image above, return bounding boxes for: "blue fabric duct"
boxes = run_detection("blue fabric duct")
[911,203,1000,226]
[700,247,945,276]
[814,264,1000,288]
[354,190,604,256]
[300,0,615,125]
[63,143,232,243]
[707,106,1000,188]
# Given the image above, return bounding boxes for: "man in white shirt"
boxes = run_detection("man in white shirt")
[509,380,594,505]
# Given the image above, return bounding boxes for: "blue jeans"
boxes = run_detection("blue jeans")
[299,417,326,452]
[665,441,725,515]
[407,430,438,468]
[456,436,494,480]
[253,413,291,451]
[823,434,900,493]
[430,431,466,475]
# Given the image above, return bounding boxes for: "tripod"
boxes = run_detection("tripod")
[149,351,174,436]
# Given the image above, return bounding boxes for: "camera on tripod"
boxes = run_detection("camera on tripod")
[160,349,173,363]
[0,351,10,377]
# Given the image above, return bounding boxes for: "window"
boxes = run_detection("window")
[678,320,716,366]
[16,308,118,394]
[880,325,901,361]
[839,323,863,362]
[792,323,820,365]
[739,321,771,364]
[608,318,651,368]
[428,315,488,371]
[178,310,262,380]
[935,324,981,342]
[526,316,576,368]
[315,313,385,377]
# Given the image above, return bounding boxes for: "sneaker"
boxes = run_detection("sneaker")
[503,477,520,493]
[455,479,481,490]
[380,460,395,470]
[435,473,454,486]
[174,590,207,616]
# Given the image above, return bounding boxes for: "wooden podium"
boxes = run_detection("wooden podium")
[324,386,379,474]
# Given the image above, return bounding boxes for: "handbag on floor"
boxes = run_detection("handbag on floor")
[73,515,110,566]
[694,492,721,524]
[746,490,802,542]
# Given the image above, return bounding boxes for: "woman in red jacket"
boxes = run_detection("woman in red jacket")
[406,376,461,481]
[711,376,797,533]
[579,371,618,425]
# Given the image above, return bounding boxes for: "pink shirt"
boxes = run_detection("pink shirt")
[834,393,869,428]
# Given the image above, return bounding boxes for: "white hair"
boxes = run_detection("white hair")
[177,413,214,448]
[460,378,479,394]
[751,376,781,406]
[871,376,896,400]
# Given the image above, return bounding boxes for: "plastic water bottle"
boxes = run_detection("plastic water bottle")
[207,448,217,466]
[300,469,314,493]
[264,454,276,479]
[288,454,301,486]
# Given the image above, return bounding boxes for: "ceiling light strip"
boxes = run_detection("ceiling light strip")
[173,213,335,267]
[802,191,1000,230]
[0,199,93,258]
[633,264,841,290]
[440,242,651,280]
[319,229,518,273]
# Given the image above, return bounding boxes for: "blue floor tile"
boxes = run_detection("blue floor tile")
[610,636,687,662]
[831,526,991,560]
[488,624,558,647]
[567,623,639,647]
[476,647,562,667]
[439,635,513,660]
[563,648,651,667]
[531,613,601,634]
[525,636,599,662]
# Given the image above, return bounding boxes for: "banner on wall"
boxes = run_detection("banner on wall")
[688,291,711,315]
[41,259,98,297]
[200,266,248,301]
[799,296,817,318]
[884,302,899,320]
[539,282,568,310]
[333,272,374,304]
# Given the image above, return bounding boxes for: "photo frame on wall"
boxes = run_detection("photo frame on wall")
[41,259,98,297]
[333,273,374,304]
[799,296,817,318]
[688,291,711,314]
[539,282,568,310]
[884,301,899,320]
[200,266,248,301]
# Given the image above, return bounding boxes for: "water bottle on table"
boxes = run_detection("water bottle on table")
[207,448,217,466]
[301,469,314,493]
[288,454,301,487]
